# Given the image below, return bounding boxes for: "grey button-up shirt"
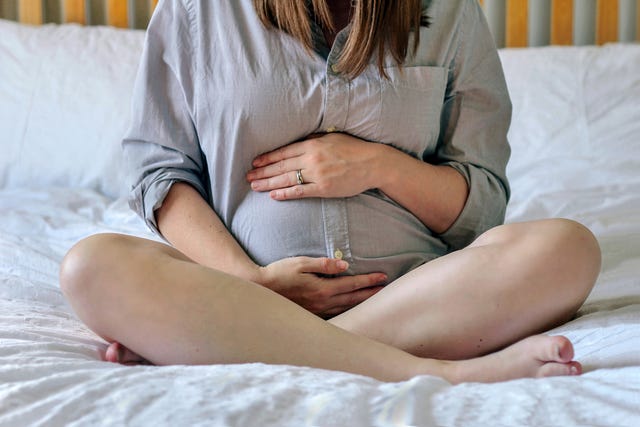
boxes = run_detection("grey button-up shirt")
[123,0,511,282]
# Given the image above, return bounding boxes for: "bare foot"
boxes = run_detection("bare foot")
[445,335,582,384]
[104,341,151,366]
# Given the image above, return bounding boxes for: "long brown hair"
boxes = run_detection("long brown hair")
[253,0,430,79]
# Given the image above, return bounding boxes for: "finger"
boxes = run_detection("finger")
[322,273,388,295]
[252,142,306,168]
[322,286,385,316]
[251,169,303,192]
[320,306,352,319]
[336,285,385,299]
[247,156,303,182]
[334,286,385,306]
[293,257,351,275]
[270,183,321,200]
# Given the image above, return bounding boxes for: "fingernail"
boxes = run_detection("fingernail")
[570,365,579,375]
[337,260,348,269]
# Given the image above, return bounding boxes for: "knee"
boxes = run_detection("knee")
[479,219,600,266]
[549,218,601,284]
[535,219,602,313]
[59,233,131,302]
[536,219,601,271]
[477,219,601,298]
[530,219,600,280]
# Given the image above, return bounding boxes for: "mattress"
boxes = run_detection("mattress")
[0,19,639,426]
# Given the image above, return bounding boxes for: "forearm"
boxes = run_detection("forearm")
[156,182,261,282]
[370,144,469,234]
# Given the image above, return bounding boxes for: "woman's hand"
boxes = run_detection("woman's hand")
[248,132,468,234]
[255,256,387,318]
[246,133,387,200]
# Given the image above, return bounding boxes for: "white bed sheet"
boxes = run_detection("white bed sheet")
[0,180,638,427]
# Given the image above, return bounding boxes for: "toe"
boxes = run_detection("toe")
[104,342,121,363]
[543,335,574,363]
[537,361,582,378]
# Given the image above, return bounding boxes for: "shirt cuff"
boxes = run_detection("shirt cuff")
[437,162,507,250]
[129,169,208,238]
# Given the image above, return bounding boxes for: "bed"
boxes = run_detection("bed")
[1,1,639,425]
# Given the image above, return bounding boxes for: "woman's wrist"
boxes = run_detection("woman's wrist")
[368,143,412,190]
[362,142,400,190]
[245,264,267,285]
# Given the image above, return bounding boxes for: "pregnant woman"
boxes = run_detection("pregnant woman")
[60,0,601,383]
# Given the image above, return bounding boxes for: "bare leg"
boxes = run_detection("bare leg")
[60,233,582,383]
[330,219,601,359]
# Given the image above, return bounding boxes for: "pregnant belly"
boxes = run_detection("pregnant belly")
[231,191,327,266]
[230,191,448,281]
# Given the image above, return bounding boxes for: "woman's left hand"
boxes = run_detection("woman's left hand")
[246,133,387,200]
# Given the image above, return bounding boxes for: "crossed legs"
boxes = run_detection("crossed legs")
[331,219,600,360]
[59,219,600,383]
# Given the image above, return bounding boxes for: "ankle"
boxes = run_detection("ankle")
[415,358,459,384]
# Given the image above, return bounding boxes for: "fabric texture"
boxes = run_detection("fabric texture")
[123,0,511,282]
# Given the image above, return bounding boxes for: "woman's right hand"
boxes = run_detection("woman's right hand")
[254,257,387,318]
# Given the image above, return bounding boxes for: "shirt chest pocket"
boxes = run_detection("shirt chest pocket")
[375,66,447,158]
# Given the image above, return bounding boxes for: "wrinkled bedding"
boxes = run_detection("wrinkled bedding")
[0,182,638,425]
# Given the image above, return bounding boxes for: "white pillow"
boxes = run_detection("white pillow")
[0,19,145,198]
[499,44,640,216]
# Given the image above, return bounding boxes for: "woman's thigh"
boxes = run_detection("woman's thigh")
[330,219,600,359]
[60,233,196,340]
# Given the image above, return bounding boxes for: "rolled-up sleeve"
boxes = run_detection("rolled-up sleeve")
[122,0,208,236]
[434,0,512,250]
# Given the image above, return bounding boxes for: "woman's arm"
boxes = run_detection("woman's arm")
[247,133,467,234]
[371,144,468,234]
[156,182,387,317]
[156,182,260,280]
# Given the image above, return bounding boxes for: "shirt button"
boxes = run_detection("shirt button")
[326,126,337,133]
[330,64,339,73]
[334,249,343,260]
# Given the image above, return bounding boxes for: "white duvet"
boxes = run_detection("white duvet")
[1,20,639,426]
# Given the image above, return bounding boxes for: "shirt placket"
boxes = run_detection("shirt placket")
[320,34,353,265]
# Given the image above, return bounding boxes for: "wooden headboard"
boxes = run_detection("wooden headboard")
[1,0,639,47]
[0,0,158,29]
[480,0,640,47]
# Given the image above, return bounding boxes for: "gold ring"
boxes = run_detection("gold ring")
[296,169,304,185]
